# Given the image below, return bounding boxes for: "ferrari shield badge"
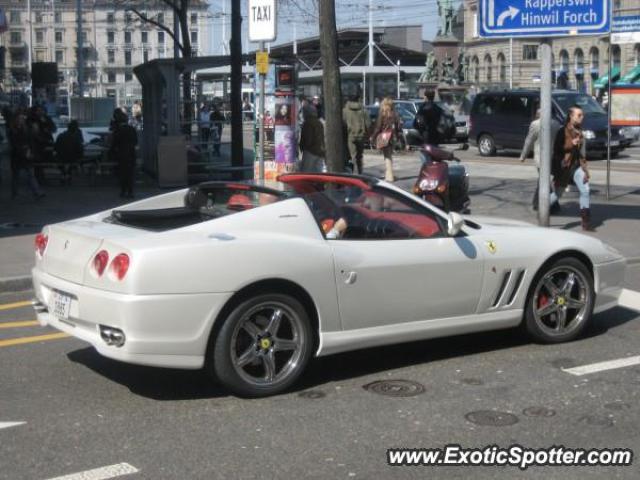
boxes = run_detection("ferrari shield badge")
[486,240,497,254]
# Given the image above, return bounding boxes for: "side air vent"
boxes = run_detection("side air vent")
[506,269,526,306]
[492,270,512,308]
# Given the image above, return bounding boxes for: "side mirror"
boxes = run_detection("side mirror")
[447,212,464,237]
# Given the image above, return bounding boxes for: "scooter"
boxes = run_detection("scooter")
[413,143,470,213]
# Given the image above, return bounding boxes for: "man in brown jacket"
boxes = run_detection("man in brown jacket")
[342,93,371,174]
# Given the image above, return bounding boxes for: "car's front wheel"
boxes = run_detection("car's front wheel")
[523,257,594,343]
[478,134,496,156]
[210,293,313,397]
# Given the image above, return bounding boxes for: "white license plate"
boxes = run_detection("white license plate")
[610,140,620,147]
[52,292,72,320]
[456,127,466,133]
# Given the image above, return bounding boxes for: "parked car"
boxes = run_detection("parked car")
[469,90,625,158]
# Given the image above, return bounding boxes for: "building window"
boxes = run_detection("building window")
[10,11,20,25]
[158,48,165,59]
[124,50,132,65]
[522,45,538,61]
[35,12,44,24]
[590,47,599,73]
[484,54,493,83]
[36,30,45,44]
[158,31,165,43]
[10,31,21,45]
[55,31,64,43]
[497,53,506,83]
[612,45,621,69]
[56,50,64,63]
[107,12,115,24]
[107,31,115,44]
[143,50,149,63]
[472,56,480,83]
[124,31,132,44]
[125,12,132,25]
[157,13,165,25]
[54,11,62,23]
[191,13,198,24]
[190,31,198,44]
[35,50,46,62]
[10,50,25,65]
[141,31,148,44]
[107,72,116,83]
[559,49,569,72]
[81,31,88,43]
[108,50,115,64]
[575,49,584,70]
[125,72,133,82]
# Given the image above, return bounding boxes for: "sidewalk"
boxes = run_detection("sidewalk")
[1,150,639,292]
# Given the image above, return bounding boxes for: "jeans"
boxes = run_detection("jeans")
[300,151,324,172]
[554,167,590,209]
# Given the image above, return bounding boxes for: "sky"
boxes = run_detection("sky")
[207,0,460,55]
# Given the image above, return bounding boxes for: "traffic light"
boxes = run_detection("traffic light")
[0,47,5,70]
[399,70,406,82]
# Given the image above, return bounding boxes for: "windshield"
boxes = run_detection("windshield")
[553,93,605,115]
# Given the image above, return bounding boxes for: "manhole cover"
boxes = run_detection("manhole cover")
[298,390,326,399]
[460,378,484,386]
[604,401,630,411]
[576,415,613,428]
[465,410,519,426]
[363,380,425,397]
[523,406,556,418]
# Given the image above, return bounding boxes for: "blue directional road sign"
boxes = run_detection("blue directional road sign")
[479,0,610,38]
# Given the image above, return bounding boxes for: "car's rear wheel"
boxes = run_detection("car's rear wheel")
[523,257,594,343]
[211,294,313,397]
[478,134,496,156]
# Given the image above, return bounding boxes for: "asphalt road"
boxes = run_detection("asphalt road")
[1,265,640,479]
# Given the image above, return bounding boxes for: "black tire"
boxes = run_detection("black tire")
[523,257,594,344]
[210,293,313,397]
[478,134,496,156]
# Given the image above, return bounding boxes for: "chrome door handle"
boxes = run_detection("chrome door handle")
[344,271,358,285]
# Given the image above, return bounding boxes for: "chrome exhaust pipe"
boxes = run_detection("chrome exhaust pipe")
[31,299,48,313]
[99,325,126,348]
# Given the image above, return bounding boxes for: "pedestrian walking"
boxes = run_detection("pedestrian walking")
[54,120,84,185]
[414,90,446,146]
[198,104,211,146]
[110,109,138,198]
[299,105,325,172]
[370,97,403,182]
[210,103,225,157]
[342,93,371,174]
[552,105,593,231]
[8,111,45,200]
[519,109,561,211]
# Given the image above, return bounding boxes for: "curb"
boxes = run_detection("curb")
[0,275,32,293]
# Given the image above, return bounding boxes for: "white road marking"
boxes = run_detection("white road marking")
[0,421,26,431]
[619,288,640,312]
[46,463,139,480]
[563,356,640,376]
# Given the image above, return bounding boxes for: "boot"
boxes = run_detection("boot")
[580,208,594,231]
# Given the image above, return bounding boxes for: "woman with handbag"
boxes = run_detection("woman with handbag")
[371,97,403,182]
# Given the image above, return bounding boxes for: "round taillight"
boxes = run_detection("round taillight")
[93,250,109,276]
[35,233,48,257]
[110,253,130,281]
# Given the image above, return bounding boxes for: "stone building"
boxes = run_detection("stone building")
[463,0,640,94]
[0,0,210,104]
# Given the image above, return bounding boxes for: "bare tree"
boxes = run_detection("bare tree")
[119,0,195,130]
[318,0,346,172]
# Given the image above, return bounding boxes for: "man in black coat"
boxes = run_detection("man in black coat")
[110,109,138,198]
[55,120,84,185]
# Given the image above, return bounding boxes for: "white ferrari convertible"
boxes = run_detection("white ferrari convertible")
[32,173,626,397]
